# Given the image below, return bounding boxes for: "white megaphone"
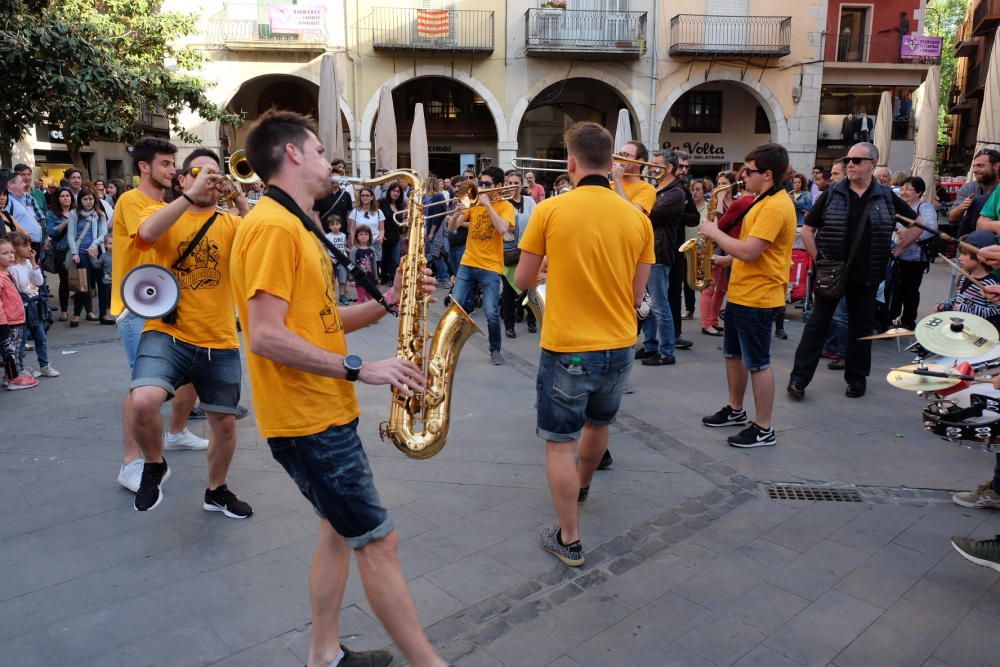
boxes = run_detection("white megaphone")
[121,264,180,319]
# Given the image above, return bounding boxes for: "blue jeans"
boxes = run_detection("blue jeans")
[824,297,848,357]
[641,264,676,356]
[535,347,632,442]
[448,245,466,276]
[453,265,502,352]
[268,419,393,549]
[17,319,48,369]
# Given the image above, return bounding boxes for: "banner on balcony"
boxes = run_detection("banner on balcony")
[417,9,450,37]
[900,35,942,60]
[268,4,325,34]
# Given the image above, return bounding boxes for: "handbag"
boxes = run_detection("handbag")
[68,267,88,294]
[813,199,874,300]
[39,248,57,274]
[503,218,522,267]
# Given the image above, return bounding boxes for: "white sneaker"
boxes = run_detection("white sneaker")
[25,367,42,379]
[39,366,60,378]
[117,459,145,493]
[25,341,35,352]
[163,428,209,451]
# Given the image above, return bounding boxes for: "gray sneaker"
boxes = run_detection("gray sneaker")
[952,482,1000,509]
[951,535,1000,573]
[491,350,505,365]
[622,382,635,394]
[539,524,584,567]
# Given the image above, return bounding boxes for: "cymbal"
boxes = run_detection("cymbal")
[859,328,914,341]
[914,312,999,358]
[887,364,963,391]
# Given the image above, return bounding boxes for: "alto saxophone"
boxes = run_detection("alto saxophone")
[378,170,481,459]
[678,181,742,291]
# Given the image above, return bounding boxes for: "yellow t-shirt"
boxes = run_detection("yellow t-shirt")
[231,197,360,438]
[519,183,655,352]
[110,188,160,316]
[619,180,656,215]
[460,200,515,275]
[727,189,797,309]
[135,207,241,349]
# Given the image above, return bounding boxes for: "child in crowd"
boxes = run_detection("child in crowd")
[350,227,377,303]
[8,233,58,378]
[0,237,37,390]
[91,235,115,324]
[937,230,1000,327]
[324,215,350,305]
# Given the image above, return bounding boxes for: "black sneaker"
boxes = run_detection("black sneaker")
[675,338,694,350]
[539,525,584,567]
[775,329,788,340]
[235,404,250,421]
[787,381,805,400]
[340,644,395,666]
[204,484,253,519]
[527,321,537,333]
[597,448,613,470]
[702,405,749,428]
[189,405,207,420]
[951,535,1000,573]
[505,325,516,339]
[578,485,590,502]
[641,354,676,366]
[727,423,776,448]
[634,348,655,360]
[134,460,171,511]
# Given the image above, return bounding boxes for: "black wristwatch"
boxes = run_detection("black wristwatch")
[344,354,364,382]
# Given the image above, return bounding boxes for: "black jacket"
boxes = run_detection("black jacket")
[649,179,687,265]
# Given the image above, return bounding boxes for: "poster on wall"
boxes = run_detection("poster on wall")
[268,4,325,34]
[900,35,942,60]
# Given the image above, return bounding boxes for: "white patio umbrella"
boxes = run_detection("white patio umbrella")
[373,85,397,172]
[972,26,1000,166]
[911,65,940,203]
[318,53,344,161]
[872,90,893,169]
[613,108,632,154]
[409,103,429,180]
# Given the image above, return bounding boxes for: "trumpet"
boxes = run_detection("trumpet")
[189,149,260,210]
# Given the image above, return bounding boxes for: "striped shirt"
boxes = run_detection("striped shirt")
[938,274,1000,325]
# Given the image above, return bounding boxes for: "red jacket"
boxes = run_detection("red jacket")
[0,271,25,326]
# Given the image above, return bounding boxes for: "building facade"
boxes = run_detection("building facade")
[11,1,940,185]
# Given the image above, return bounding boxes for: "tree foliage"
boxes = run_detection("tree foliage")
[0,0,241,175]
[925,0,970,146]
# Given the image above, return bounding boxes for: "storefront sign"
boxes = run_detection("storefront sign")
[662,140,727,161]
[268,4,325,34]
[34,123,64,143]
[901,35,942,60]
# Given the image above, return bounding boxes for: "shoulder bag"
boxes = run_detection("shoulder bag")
[813,198,874,300]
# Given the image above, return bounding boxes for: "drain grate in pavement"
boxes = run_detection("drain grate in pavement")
[764,483,863,502]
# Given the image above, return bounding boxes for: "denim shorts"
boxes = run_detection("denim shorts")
[267,419,393,549]
[334,264,348,285]
[130,330,241,414]
[722,303,776,372]
[535,347,632,442]
[117,311,148,369]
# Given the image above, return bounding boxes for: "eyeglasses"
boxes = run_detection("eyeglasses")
[743,168,766,175]
[676,164,690,171]
[618,152,636,159]
[843,156,876,165]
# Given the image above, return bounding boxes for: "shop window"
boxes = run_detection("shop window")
[670,91,722,133]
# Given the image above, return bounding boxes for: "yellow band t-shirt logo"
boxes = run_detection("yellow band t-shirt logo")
[313,236,343,334]
[469,214,495,242]
[175,236,222,291]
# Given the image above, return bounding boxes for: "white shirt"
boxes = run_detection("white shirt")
[349,209,385,243]
[9,261,43,298]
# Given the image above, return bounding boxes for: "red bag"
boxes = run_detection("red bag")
[788,249,812,303]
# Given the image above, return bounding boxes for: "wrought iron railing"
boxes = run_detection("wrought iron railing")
[370,7,494,53]
[668,15,791,56]
[202,2,327,45]
[820,32,941,65]
[973,0,1000,36]
[525,9,646,56]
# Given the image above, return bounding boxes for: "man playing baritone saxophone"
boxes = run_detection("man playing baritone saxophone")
[698,143,796,448]
[230,110,446,667]
[515,122,654,567]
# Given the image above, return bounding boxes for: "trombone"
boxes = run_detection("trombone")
[512,155,665,181]
[394,180,520,223]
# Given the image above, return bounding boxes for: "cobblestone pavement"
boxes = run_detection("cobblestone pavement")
[2,263,999,666]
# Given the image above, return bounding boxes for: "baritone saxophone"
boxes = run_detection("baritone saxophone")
[378,170,481,459]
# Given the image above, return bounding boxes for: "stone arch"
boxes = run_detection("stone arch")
[653,73,788,149]
[359,66,507,145]
[509,67,650,145]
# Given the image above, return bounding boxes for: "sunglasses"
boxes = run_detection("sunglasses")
[843,156,875,165]
[478,181,493,187]
[743,167,766,175]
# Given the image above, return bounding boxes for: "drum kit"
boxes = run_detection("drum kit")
[874,312,1000,451]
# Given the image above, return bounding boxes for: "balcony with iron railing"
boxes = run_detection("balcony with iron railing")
[202,2,327,51]
[820,32,941,65]
[973,0,1000,36]
[668,15,791,57]
[955,15,980,56]
[524,9,646,59]
[948,85,971,114]
[369,7,494,54]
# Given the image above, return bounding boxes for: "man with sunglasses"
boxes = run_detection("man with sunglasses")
[447,165,515,365]
[951,149,999,234]
[788,142,918,400]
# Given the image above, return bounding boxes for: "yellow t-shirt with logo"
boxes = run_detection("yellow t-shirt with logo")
[727,189,797,309]
[231,197,360,438]
[519,183,655,352]
[135,207,241,349]
[619,180,656,215]
[111,188,160,316]
[460,200,515,275]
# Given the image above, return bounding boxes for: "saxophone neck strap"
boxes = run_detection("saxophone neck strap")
[720,185,783,235]
[264,186,396,315]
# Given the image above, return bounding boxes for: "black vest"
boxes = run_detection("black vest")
[815,180,896,284]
